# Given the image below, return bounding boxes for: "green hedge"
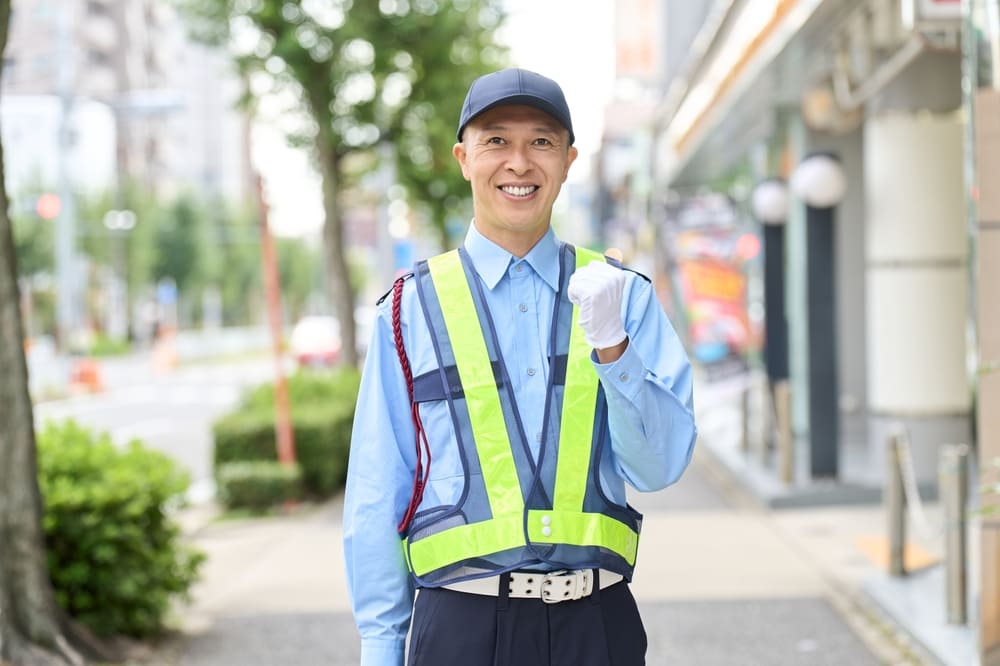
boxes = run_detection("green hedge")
[36,420,204,638]
[213,368,360,500]
[217,461,303,510]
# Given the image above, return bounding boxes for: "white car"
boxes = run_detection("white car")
[289,316,341,367]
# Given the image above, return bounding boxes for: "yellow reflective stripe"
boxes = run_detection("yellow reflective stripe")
[553,247,605,511]
[527,509,638,566]
[427,251,524,518]
[406,514,524,576]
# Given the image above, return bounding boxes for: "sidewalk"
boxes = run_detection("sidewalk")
[143,374,949,665]
[695,373,975,666]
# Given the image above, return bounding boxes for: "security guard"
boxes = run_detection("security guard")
[344,68,697,666]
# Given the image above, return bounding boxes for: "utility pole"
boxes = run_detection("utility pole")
[55,0,78,350]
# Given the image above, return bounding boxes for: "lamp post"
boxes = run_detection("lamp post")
[102,209,136,341]
[751,179,794,483]
[791,153,848,479]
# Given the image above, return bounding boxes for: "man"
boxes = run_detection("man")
[344,68,697,666]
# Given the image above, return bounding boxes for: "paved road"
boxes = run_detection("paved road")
[33,357,274,501]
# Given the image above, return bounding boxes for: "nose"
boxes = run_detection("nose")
[505,144,530,174]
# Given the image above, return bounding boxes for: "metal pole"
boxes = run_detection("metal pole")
[806,203,839,478]
[887,427,906,577]
[941,443,969,625]
[256,174,296,468]
[55,0,78,350]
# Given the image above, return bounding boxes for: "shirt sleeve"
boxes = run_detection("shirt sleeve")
[343,299,418,666]
[593,274,698,491]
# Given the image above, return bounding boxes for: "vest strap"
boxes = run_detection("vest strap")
[427,250,524,518]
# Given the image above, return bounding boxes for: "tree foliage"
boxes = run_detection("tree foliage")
[176,0,508,365]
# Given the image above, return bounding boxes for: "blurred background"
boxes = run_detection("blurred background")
[4,0,1000,664]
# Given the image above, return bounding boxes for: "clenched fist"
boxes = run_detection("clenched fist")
[567,260,627,350]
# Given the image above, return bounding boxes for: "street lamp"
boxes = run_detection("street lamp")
[751,179,793,484]
[791,153,847,479]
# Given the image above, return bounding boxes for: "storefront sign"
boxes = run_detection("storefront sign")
[662,194,757,379]
[902,0,961,29]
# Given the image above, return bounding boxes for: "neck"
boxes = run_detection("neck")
[472,220,548,258]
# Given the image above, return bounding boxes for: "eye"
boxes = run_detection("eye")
[486,136,505,145]
[532,137,553,146]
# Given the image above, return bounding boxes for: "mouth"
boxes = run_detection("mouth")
[499,185,539,198]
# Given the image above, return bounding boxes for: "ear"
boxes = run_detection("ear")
[453,142,471,181]
[562,146,579,182]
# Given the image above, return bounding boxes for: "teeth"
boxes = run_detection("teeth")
[501,185,536,197]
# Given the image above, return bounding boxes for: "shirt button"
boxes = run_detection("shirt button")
[519,303,528,312]
[619,372,629,382]
[541,515,551,526]
[536,432,542,443]
[541,527,552,537]
[515,263,523,272]
[527,367,536,376]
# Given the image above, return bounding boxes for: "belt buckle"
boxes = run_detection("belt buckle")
[542,569,588,604]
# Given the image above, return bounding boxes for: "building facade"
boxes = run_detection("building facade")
[2,0,249,201]
[622,0,998,662]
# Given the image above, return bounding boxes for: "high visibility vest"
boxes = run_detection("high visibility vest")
[402,243,642,587]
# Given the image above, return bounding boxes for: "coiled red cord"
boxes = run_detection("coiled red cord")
[391,276,431,534]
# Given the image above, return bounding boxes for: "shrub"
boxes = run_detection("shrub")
[240,368,361,411]
[87,333,131,357]
[216,460,303,510]
[36,420,204,638]
[213,368,360,498]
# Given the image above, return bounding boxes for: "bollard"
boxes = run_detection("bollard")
[941,443,969,625]
[741,382,751,454]
[773,380,794,485]
[887,427,907,577]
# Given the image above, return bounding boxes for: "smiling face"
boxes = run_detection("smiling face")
[453,105,578,257]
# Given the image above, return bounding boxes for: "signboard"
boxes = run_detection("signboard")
[662,194,759,381]
[902,0,961,30]
[615,0,662,81]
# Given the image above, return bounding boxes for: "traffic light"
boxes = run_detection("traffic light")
[35,193,61,220]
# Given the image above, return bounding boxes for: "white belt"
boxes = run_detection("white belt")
[441,569,624,604]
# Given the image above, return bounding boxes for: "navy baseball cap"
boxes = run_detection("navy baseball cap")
[457,68,575,144]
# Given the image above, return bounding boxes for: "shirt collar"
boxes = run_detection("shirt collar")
[463,223,561,291]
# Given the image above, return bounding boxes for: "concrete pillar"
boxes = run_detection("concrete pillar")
[863,112,970,485]
[973,86,1000,666]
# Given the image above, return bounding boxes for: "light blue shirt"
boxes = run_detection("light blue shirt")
[343,225,697,666]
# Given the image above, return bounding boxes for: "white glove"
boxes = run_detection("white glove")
[567,260,627,349]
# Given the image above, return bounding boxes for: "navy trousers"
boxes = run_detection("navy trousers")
[407,572,647,665]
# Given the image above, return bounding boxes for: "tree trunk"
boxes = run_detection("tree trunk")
[316,135,358,368]
[0,2,84,661]
[0,104,83,666]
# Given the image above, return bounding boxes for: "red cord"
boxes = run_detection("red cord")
[392,276,431,534]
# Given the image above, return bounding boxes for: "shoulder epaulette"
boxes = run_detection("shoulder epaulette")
[600,254,651,284]
[376,271,414,305]
[622,266,652,283]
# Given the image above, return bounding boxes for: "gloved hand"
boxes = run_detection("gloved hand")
[567,260,627,349]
